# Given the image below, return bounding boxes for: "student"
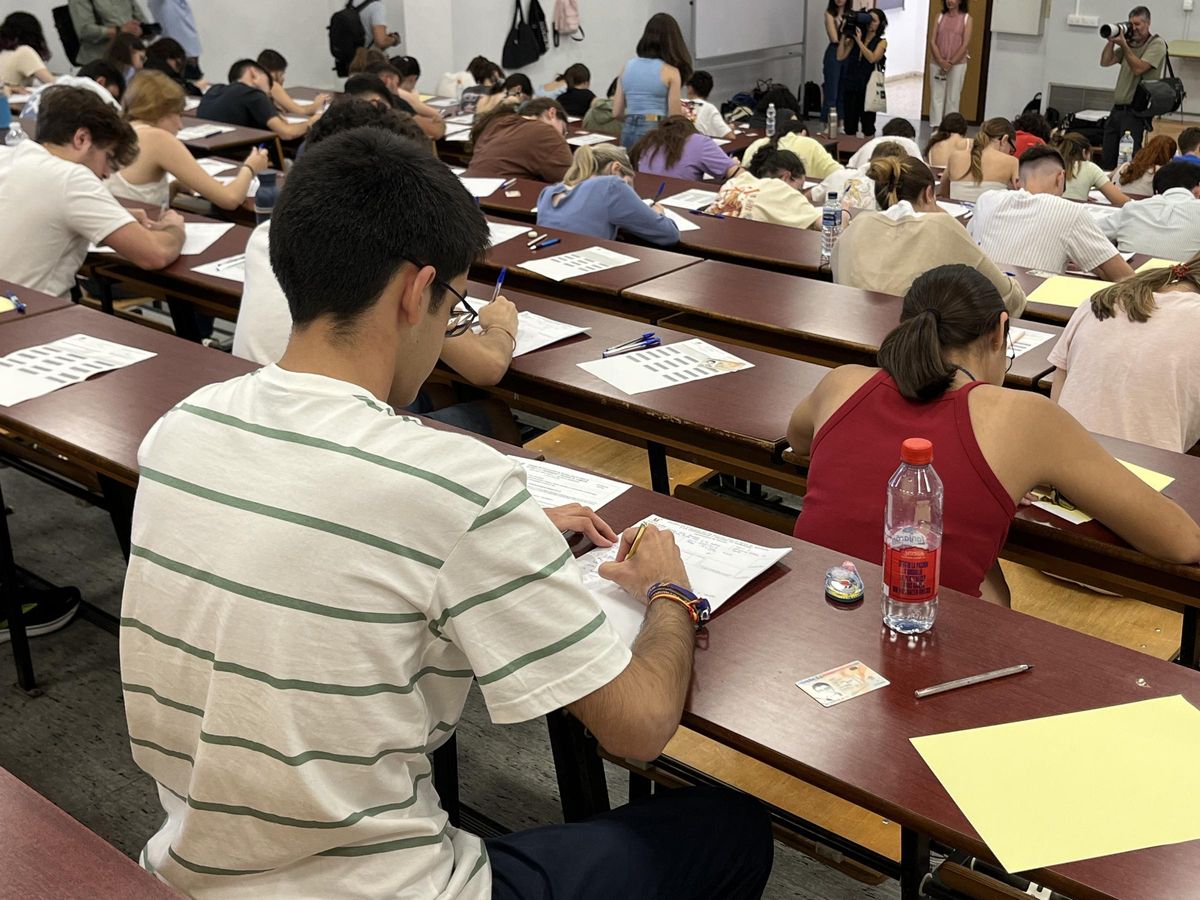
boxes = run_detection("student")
[943,117,1018,202]
[343,72,395,109]
[582,77,623,137]
[476,72,533,116]
[357,63,442,139]
[1100,161,1200,261]
[741,127,842,181]
[257,49,330,116]
[631,115,739,181]
[556,64,596,118]
[1050,253,1200,453]
[111,70,268,209]
[683,70,731,139]
[103,32,145,85]
[1114,133,1176,195]
[788,264,1200,603]
[146,0,201,77]
[389,55,445,119]
[144,37,205,95]
[537,143,679,244]
[811,138,908,213]
[459,57,503,114]
[822,0,848,123]
[833,155,1026,315]
[0,86,183,297]
[197,59,320,143]
[614,12,692,149]
[1171,126,1200,164]
[837,7,887,138]
[1012,111,1050,157]
[348,45,388,74]
[846,117,922,167]
[18,61,125,119]
[120,123,774,899]
[464,98,572,183]
[708,142,821,229]
[927,0,972,126]
[70,0,145,65]
[1054,131,1129,205]
[925,112,970,168]
[969,146,1134,281]
[0,12,54,87]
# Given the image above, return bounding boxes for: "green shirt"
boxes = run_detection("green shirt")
[69,0,146,64]
[1113,35,1166,105]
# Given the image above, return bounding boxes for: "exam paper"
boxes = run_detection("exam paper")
[428,97,458,108]
[1008,327,1054,358]
[518,246,640,282]
[661,188,720,210]
[459,177,505,198]
[510,458,630,510]
[90,223,234,256]
[566,132,616,146]
[642,199,701,232]
[444,128,472,142]
[574,515,790,647]
[184,96,200,111]
[445,113,474,125]
[468,301,590,356]
[196,157,234,175]
[176,124,236,141]
[912,696,1200,873]
[578,338,753,396]
[0,333,156,407]
[1087,189,1111,204]
[487,222,531,246]
[936,201,973,219]
[192,254,246,283]
[1034,459,1175,524]
[1027,275,1113,309]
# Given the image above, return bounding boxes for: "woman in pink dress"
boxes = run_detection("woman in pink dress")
[928,0,972,125]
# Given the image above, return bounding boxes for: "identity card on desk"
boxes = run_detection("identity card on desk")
[0,333,155,407]
[575,515,791,647]
[510,458,631,510]
[518,246,639,282]
[578,338,753,396]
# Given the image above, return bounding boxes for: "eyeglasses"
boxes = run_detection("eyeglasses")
[1006,330,1016,373]
[404,259,478,337]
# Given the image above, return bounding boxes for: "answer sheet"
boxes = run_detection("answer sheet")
[574,515,791,647]
[443,127,472,142]
[578,338,753,396]
[510,458,631,510]
[214,175,261,197]
[195,157,234,175]
[428,97,458,108]
[458,177,505,198]
[487,222,531,246]
[192,254,246,283]
[936,201,972,219]
[566,132,616,146]
[0,333,156,407]
[468,300,590,356]
[445,113,474,125]
[89,223,235,257]
[175,124,236,141]
[1034,459,1175,525]
[660,189,720,210]
[1008,327,1055,358]
[642,199,701,232]
[1027,275,1113,308]
[518,246,640,282]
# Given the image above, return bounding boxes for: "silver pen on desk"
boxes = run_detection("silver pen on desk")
[914,664,1033,699]
[215,254,245,270]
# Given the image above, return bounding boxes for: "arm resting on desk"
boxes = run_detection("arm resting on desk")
[1095,253,1135,282]
[104,220,185,270]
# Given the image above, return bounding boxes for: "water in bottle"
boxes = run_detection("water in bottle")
[765,102,776,138]
[828,109,839,139]
[820,191,842,265]
[882,438,943,635]
[1117,131,1135,169]
[5,122,28,146]
[254,170,279,224]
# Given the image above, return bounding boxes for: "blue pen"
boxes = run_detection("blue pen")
[691,207,725,219]
[653,181,666,202]
[490,267,507,302]
[533,238,560,250]
[4,290,26,314]
[603,332,656,355]
[603,336,660,358]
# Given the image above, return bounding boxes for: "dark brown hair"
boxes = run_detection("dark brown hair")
[925,112,967,155]
[868,155,935,209]
[469,97,565,147]
[747,145,804,180]
[557,63,590,87]
[1176,126,1200,155]
[103,32,144,70]
[1,11,49,58]
[877,265,1006,401]
[630,115,696,171]
[36,86,138,168]
[636,13,693,84]
[308,97,427,149]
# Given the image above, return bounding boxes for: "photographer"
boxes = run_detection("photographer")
[837,7,888,138]
[1099,6,1166,169]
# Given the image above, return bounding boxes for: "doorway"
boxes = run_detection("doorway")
[877,0,931,122]
[920,0,994,123]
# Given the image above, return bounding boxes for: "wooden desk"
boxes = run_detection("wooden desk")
[177,116,280,161]
[477,176,543,220]
[0,281,73,324]
[173,156,284,227]
[1003,256,1152,326]
[0,766,179,898]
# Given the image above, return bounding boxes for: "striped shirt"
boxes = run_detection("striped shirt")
[120,365,630,898]
[968,189,1117,274]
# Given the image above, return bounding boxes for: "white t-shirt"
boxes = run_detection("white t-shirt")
[846,135,924,169]
[231,220,289,364]
[0,141,134,296]
[360,0,387,46]
[684,99,730,138]
[968,189,1117,275]
[121,365,630,898]
[1048,291,1200,452]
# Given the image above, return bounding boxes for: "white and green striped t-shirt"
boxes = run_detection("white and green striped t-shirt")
[119,364,631,898]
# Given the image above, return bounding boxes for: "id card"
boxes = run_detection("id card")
[796,661,890,707]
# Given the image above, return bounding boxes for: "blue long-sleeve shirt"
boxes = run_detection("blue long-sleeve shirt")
[536,176,680,245]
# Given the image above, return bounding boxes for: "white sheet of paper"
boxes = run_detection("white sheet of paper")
[469,300,590,355]
[1075,109,1109,122]
[0,333,156,407]
[445,113,475,125]
[487,222,532,246]
[661,188,721,210]
[1008,327,1055,358]
[428,97,458,107]
[192,254,246,283]
[215,174,261,197]
[443,126,472,142]
[459,177,505,198]
[184,96,201,111]
[1087,189,1112,205]
[518,246,640,282]
[282,114,308,124]
[567,116,582,123]
[196,157,234,175]
[566,132,615,146]
[711,138,731,146]
[578,338,754,396]
[90,222,234,256]
[448,165,466,174]
[937,201,973,218]
[574,514,791,647]
[642,199,701,232]
[7,92,31,105]
[511,458,631,510]
[176,124,236,141]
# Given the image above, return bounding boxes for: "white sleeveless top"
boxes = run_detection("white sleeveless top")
[950,180,1008,203]
[108,124,171,207]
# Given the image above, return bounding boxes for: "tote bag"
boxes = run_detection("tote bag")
[502,0,541,69]
[865,64,887,113]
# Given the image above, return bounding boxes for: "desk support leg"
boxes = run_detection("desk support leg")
[166,300,203,343]
[430,732,461,828]
[1178,605,1199,669]
[900,827,930,900]
[647,442,670,495]
[0,479,36,693]
[545,710,609,822]
[99,476,135,562]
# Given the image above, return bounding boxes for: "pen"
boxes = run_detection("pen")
[914,664,1033,699]
[526,232,548,248]
[625,523,648,559]
[490,267,507,302]
[532,238,560,250]
[3,290,26,314]
[602,334,660,357]
[501,178,516,189]
[652,181,666,202]
[215,254,245,270]
[691,208,725,219]
[604,332,655,354]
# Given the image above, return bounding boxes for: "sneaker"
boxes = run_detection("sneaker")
[0,591,80,643]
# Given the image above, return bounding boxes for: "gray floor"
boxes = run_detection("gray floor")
[0,465,898,899]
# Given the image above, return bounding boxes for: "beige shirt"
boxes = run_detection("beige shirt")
[833,208,1027,317]
[0,45,44,87]
[707,169,820,229]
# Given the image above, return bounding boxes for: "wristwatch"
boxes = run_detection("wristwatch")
[647,582,711,632]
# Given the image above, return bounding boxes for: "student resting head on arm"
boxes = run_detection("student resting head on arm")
[464,97,572,183]
[1053,130,1130,206]
[0,12,55,87]
[1012,111,1050,157]
[537,143,681,245]
[630,114,739,182]
[475,71,533,115]
[787,264,1200,606]
[708,140,821,230]
[458,56,503,114]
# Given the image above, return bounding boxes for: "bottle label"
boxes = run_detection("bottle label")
[884,544,940,603]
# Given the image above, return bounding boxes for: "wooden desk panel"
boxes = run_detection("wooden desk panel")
[0,280,73,324]
[177,116,276,156]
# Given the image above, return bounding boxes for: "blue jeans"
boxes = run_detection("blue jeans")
[620,113,658,150]
[822,43,846,122]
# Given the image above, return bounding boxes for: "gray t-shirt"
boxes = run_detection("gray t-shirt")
[359,0,387,47]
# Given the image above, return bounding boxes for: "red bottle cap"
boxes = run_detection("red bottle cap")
[900,437,933,465]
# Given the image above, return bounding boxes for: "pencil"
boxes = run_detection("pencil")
[625,523,648,560]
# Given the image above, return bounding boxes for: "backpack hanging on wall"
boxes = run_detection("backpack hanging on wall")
[329,0,378,77]
[553,0,584,46]
[528,0,550,55]
[502,0,541,69]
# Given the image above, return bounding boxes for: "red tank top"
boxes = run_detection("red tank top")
[793,371,1015,598]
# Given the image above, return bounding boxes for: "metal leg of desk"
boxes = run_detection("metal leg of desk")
[900,827,931,900]
[0,478,36,693]
[166,300,204,343]
[545,710,610,822]
[431,732,461,828]
[1178,605,1199,669]
[647,442,670,495]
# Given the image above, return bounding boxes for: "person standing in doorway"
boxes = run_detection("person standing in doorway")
[928,0,972,126]
[822,0,848,125]
[1099,6,1165,169]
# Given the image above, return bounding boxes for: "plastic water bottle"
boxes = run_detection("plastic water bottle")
[820,191,842,265]
[828,109,839,139]
[882,438,943,635]
[0,95,10,131]
[5,122,27,146]
[766,102,776,138]
[253,170,279,224]
[1117,131,1135,169]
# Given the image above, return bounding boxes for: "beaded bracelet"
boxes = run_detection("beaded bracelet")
[647,581,711,632]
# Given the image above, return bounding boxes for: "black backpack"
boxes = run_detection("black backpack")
[528,0,550,55]
[801,81,822,118]
[329,0,377,77]
[51,5,81,66]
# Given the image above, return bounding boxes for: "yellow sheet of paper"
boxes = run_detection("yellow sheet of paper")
[911,695,1200,873]
[1135,258,1181,274]
[1119,459,1174,492]
[0,296,15,313]
[419,93,434,101]
[1027,275,1114,308]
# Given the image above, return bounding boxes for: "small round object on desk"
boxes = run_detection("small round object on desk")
[825,561,865,604]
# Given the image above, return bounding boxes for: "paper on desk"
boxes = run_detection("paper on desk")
[1034,459,1175,524]
[661,188,721,210]
[0,296,18,313]
[459,176,505,198]
[468,300,590,356]
[444,127,472,142]
[196,157,234,175]
[176,124,236,141]
[215,174,261,197]
[419,93,434,101]
[1008,327,1054,358]
[578,338,753,396]
[487,222,531,246]
[1087,188,1112,205]
[1136,257,1182,274]
[711,138,731,146]
[445,113,475,126]
[566,132,615,146]
[936,200,973,218]
[6,92,31,105]
[912,695,1200,874]
[0,333,156,407]
[575,514,790,646]
[1027,275,1113,309]
[642,199,700,232]
[184,96,200,111]
[428,97,458,108]
[89,222,233,256]
[510,458,630,510]
[518,246,640,282]
[192,254,246,283]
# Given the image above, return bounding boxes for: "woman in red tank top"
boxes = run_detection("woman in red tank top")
[789,265,1200,603]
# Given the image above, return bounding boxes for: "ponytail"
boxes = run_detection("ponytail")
[1052,132,1091,180]
[563,143,633,187]
[867,155,933,209]
[1091,254,1200,323]
[967,117,1014,185]
[877,265,1006,401]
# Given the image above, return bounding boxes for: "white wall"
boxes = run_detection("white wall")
[884,0,931,77]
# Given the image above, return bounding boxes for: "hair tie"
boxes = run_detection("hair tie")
[1171,263,1190,281]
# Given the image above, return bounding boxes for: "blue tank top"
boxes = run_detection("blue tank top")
[622,57,667,116]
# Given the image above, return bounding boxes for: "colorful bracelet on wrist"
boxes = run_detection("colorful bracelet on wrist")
[647,581,711,632]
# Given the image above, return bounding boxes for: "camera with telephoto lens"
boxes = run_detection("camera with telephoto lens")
[1100,21,1132,39]
[842,10,873,37]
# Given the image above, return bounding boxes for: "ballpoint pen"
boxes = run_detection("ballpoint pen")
[914,664,1033,699]
[526,232,548,248]
[215,254,246,270]
[652,181,666,203]
[532,238,560,250]
[490,267,507,302]
[501,178,516,189]
[691,208,725,219]
[602,333,660,357]
[3,290,27,314]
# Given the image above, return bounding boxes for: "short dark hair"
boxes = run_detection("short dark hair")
[1177,127,1200,155]
[0,12,50,59]
[1152,160,1200,194]
[270,128,489,330]
[35,86,138,167]
[228,58,269,85]
[257,49,288,74]
[882,118,916,140]
[391,55,421,79]
[747,144,805,180]
[502,73,533,96]
[560,63,589,86]
[103,32,144,68]
[1013,112,1051,141]
[344,73,396,107]
[146,36,185,65]
[1018,144,1065,173]
[1129,6,1151,20]
[942,0,968,12]
[308,98,427,148]
[364,60,403,80]
[688,70,714,98]
[77,60,126,100]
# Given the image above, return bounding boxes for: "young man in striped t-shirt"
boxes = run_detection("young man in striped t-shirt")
[119,127,773,898]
